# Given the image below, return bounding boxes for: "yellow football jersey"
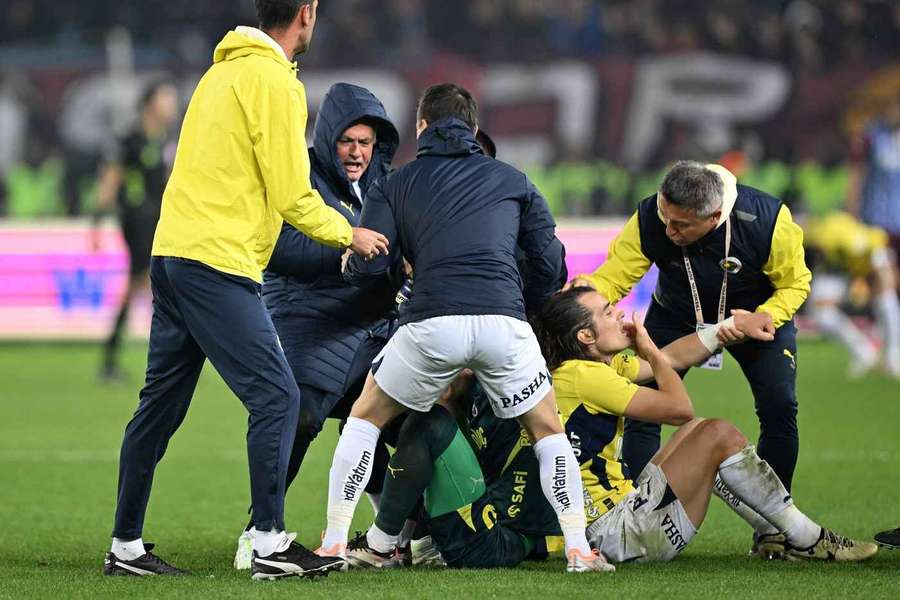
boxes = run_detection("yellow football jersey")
[805,212,888,277]
[552,354,641,524]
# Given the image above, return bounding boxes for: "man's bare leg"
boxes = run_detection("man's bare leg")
[653,419,747,528]
[646,417,706,467]
[654,419,847,557]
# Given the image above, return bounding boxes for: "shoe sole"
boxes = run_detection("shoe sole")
[785,549,878,562]
[753,544,787,560]
[251,559,345,581]
[251,562,342,581]
[345,556,401,569]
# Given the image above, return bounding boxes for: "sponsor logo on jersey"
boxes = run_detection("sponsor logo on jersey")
[482,504,498,529]
[568,431,582,458]
[551,456,572,511]
[661,513,688,552]
[499,370,549,409]
[508,470,528,518]
[343,450,372,501]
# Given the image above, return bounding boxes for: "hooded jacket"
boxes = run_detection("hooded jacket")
[345,118,563,326]
[152,29,352,282]
[263,83,399,395]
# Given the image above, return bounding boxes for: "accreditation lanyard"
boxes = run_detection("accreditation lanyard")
[682,217,731,326]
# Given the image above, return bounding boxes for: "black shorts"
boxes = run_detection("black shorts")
[121,217,157,276]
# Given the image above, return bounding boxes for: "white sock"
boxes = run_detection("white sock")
[813,305,877,364]
[874,290,900,368]
[718,446,820,548]
[323,416,381,551]
[713,474,778,535]
[367,491,382,514]
[366,522,399,554]
[397,519,416,549]
[251,527,290,557]
[533,433,590,555]
[110,537,145,561]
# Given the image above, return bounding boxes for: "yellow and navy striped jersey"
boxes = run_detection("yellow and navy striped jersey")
[552,354,641,524]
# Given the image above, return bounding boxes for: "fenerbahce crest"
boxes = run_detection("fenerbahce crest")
[719,256,743,274]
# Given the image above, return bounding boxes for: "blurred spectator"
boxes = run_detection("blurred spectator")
[849,95,900,260]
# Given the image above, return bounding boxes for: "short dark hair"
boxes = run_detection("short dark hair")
[416,83,478,131]
[659,160,724,218]
[256,0,309,31]
[534,287,596,371]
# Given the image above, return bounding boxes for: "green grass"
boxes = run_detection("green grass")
[0,340,898,598]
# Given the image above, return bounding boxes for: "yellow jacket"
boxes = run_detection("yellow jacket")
[152,29,353,282]
[581,167,810,328]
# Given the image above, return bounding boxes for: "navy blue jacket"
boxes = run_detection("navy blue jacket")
[262,83,399,395]
[345,118,562,325]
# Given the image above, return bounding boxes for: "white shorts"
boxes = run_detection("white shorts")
[371,314,551,419]
[586,463,697,563]
[810,273,847,304]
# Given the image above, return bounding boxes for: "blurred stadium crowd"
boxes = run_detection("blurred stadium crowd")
[1,0,899,218]
[5,0,900,66]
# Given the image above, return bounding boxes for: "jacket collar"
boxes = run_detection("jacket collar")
[234,26,288,61]
[416,118,483,158]
[706,163,737,228]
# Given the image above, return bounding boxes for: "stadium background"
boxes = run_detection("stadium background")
[1,1,899,598]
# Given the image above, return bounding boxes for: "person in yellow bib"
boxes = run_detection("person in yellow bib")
[105,0,387,580]
[534,287,877,564]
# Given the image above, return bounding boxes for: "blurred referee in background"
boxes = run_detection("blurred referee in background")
[93,79,179,383]
[570,161,810,558]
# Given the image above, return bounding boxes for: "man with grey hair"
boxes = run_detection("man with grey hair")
[569,160,810,560]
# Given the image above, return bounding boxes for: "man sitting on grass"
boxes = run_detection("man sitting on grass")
[533,287,877,563]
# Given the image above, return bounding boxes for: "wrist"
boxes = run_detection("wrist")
[697,316,736,353]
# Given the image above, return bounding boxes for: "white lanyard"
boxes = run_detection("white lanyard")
[682,217,731,326]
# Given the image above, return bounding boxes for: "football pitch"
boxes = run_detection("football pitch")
[1,340,898,599]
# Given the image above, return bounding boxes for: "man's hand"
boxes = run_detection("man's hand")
[628,312,663,362]
[718,309,775,344]
[349,227,389,261]
[561,276,595,291]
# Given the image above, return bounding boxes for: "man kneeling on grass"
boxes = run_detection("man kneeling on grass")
[533,288,876,563]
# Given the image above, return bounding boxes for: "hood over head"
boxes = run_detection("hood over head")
[312,83,399,197]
